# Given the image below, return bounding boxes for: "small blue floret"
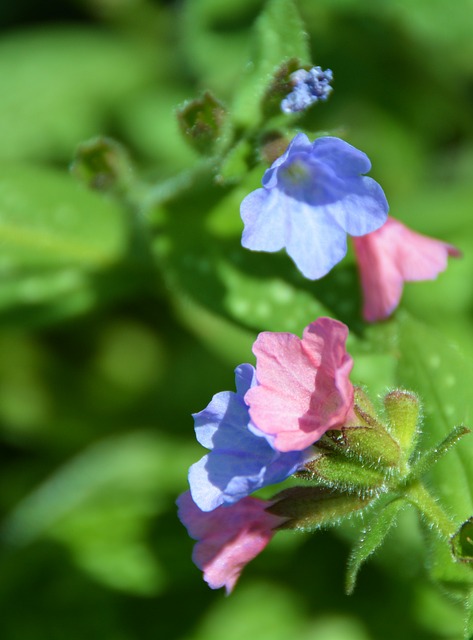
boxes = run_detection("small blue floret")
[281,66,333,114]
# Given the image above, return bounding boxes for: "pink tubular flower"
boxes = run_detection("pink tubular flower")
[177,491,284,594]
[245,317,354,452]
[352,217,461,322]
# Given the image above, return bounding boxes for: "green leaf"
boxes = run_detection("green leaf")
[180,0,263,96]
[3,431,196,595]
[396,314,473,523]
[397,314,473,594]
[0,164,127,269]
[0,163,129,322]
[346,498,406,595]
[0,27,155,161]
[233,0,311,126]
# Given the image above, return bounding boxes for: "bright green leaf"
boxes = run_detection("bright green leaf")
[0,164,127,268]
[346,498,406,595]
[0,28,155,161]
[233,0,311,126]
[397,315,473,524]
[397,314,473,596]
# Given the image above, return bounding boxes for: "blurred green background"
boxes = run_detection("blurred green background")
[1,1,473,639]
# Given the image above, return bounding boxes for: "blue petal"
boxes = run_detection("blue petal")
[234,363,256,396]
[241,188,287,252]
[285,198,348,279]
[193,389,248,449]
[312,137,372,176]
[326,176,389,236]
[263,133,311,188]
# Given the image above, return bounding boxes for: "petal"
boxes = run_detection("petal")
[353,232,403,322]
[284,200,348,279]
[234,363,256,396]
[177,492,282,594]
[188,430,271,511]
[190,413,306,511]
[325,176,389,236]
[189,456,226,512]
[246,318,354,451]
[353,217,461,322]
[263,133,311,188]
[193,389,248,449]
[392,220,461,280]
[312,136,372,176]
[241,188,287,252]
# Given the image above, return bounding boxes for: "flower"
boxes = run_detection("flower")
[240,134,389,280]
[189,363,309,512]
[177,491,284,593]
[352,217,461,322]
[245,317,354,452]
[281,66,333,114]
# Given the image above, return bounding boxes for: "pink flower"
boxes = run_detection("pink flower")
[177,491,284,594]
[245,317,354,452]
[353,217,461,322]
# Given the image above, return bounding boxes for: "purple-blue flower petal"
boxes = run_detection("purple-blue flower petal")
[241,188,287,252]
[189,365,309,512]
[285,201,348,279]
[311,137,372,176]
[240,134,389,279]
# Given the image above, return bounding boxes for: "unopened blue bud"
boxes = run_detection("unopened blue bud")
[281,66,333,114]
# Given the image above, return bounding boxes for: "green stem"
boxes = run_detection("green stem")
[405,480,456,539]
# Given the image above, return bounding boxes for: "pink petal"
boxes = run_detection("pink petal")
[177,492,283,594]
[245,317,354,452]
[353,217,461,322]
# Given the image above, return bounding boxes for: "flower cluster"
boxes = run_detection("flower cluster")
[240,133,459,320]
[281,66,333,114]
[178,59,464,599]
[178,317,354,592]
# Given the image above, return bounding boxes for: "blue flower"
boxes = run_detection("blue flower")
[189,363,310,512]
[281,67,333,114]
[240,134,389,280]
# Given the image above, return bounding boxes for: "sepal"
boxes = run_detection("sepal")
[267,486,373,532]
[318,388,401,470]
[70,136,133,193]
[407,425,470,483]
[301,452,386,495]
[176,91,227,155]
[451,517,473,564]
[260,58,305,119]
[383,390,421,460]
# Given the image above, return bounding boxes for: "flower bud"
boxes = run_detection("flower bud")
[176,91,226,155]
[383,390,421,459]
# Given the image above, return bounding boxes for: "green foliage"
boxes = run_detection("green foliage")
[0,28,156,162]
